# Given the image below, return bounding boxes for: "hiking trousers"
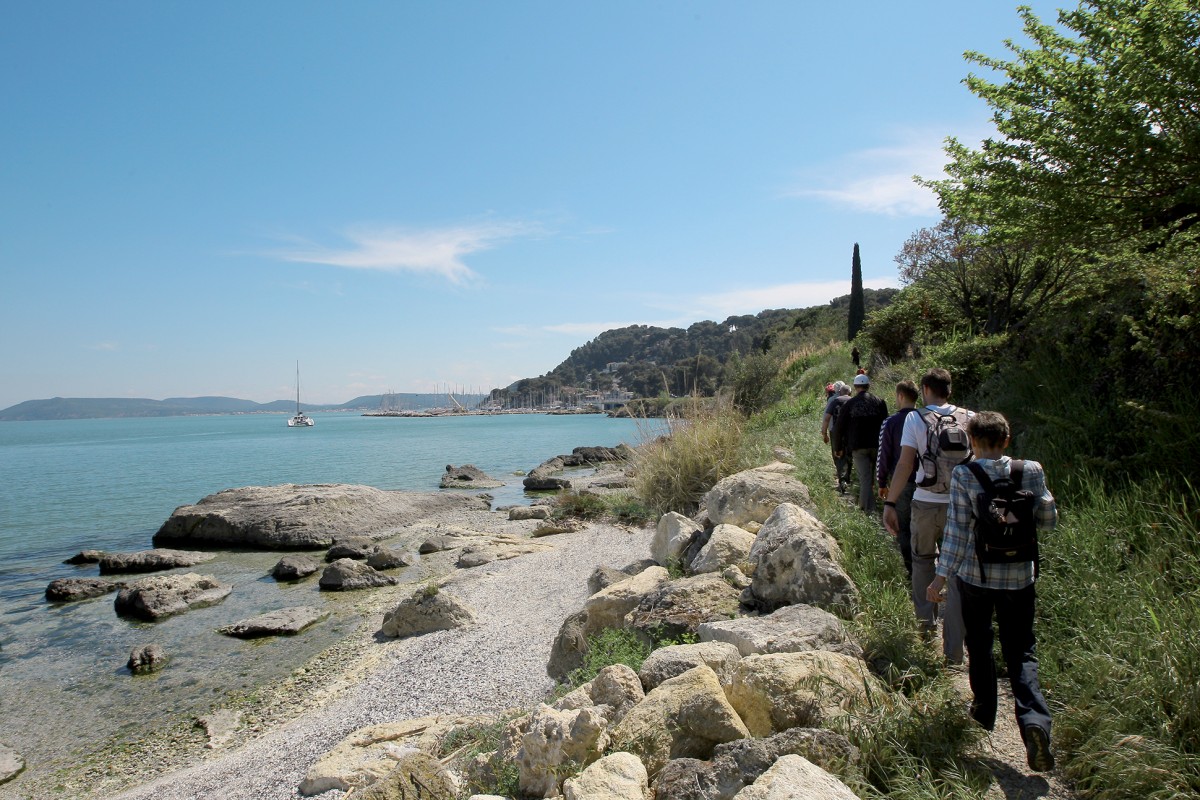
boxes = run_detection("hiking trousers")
[892,481,915,578]
[852,448,878,512]
[957,578,1052,737]
[911,498,964,662]
[831,443,851,490]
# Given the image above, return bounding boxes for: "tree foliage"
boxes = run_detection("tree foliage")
[848,243,865,341]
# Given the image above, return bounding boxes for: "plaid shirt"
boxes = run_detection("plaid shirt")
[936,455,1057,590]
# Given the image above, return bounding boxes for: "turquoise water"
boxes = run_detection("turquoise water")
[0,412,655,785]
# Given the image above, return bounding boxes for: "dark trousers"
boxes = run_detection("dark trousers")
[831,444,851,489]
[957,578,1052,736]
[893,481,915,578]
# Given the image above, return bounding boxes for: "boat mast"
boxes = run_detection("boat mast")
[296,361,301,414]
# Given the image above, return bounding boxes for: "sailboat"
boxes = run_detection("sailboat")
[287,362,315,427]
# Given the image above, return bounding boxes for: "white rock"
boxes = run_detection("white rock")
[698,604,862,659]
[732,754,859,799]
[748,504,857,612]
[652,512,700,565]
[690,524,757,574]
[563,751,649,800]
[637,641,743,690]
[703,466,812,528]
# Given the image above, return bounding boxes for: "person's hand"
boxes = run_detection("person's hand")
[878,485,889,500]
[834,450,843,458]
[883,504,899,536]
[926,576,947,603]
[822,431,829,444]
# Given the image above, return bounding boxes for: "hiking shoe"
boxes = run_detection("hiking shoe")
[1024,725,1054,772]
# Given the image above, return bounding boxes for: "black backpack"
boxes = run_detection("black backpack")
[966,460,1039,581]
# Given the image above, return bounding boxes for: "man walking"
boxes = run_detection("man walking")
[883,368,973,664]
[877,379,920,577]
[833,374,888,512]
[821,382,852,493]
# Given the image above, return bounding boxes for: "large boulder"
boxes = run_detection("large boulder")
[114,573,232,621]
[272,554,321,580]
[698,604,862,659]
[731,754,859,800]
[380,587,475,638]
[747,504,857,613]
[548,567,669,682]
[441,464,504,490]
[218,606,328,638]
[690,524,756,575]
[366,546,419,570]
[518,704,611,798]
[703,466,812,528]
[552,664,645,725]
[724,651,885,738]
[127,643,169,674]
[325,536,375,561]
[357,753,460,800]
[609,665,749,778]
[319,559,397,591]
[97,548,216,575]
[563,752,649,800]
[624,573,742,643]
[45,577,119,603]
[653,512,702,566]
[638,641,742,691]
[0,743,25,786]
[154,484,487,549]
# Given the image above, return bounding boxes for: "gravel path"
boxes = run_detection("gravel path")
[108,521,653,800]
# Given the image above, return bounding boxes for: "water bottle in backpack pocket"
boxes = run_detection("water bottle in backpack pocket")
[917,407,973,493]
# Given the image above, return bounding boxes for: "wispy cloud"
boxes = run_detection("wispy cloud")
[88,341,119,351]
[267,221,536,285]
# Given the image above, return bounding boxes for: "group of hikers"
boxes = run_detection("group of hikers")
[820,366,1057,773]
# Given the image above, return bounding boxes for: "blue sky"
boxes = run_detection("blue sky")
[0,1,1062,408]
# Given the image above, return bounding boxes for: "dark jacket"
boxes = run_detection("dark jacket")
[876,407,918,486]
[833,390,888,453]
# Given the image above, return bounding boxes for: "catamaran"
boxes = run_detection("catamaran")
[287,362,315,427]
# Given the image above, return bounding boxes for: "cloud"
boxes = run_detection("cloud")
[88,341,119,351]
[267,221,535,285]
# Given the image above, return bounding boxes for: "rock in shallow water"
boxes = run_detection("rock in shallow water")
[272,554,321,580]
[440,464,504,489]
[98,548,216,574]
[46,577,119,603]
[127,643,169,674]
[62,549,105,565]
[114,573,232,621]
[319,559,397,591]
[218,606,329,638]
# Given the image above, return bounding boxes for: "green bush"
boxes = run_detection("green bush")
[564,628,651,689]
[728,351,785,414]
[552,490,608,520]
[633,406,746,515]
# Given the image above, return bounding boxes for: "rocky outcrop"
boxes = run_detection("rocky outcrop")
[518,704,612,797]
[652,512,701,566]
[325,536,375,561]
[702,466,812,528]
[523,463,573,492]
[532,518,585,538]
[731,754,859,800]
[697,604,862,659]
[509,505,553,521]
[218,606,328,638]
[114,573,232,621]
[272,554,321,580]
[637,641,742,691]
[563,752,649,800]
[609,665,749,778]
[97,548,216,574]
[624,573,742,643]
[0,743,25,786]
[127,643,168,674]
[552,664,645,725]
[45,577,119,603]
[380,587,475,638]
[690,524,756,574]
[366,546,418,570]
[319,559,397,591]
[63,549,104,565]
[440,464,504,489]
[746,504,857,613]
[154,484,488,549]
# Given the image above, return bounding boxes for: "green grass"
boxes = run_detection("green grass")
[564,628,652,689]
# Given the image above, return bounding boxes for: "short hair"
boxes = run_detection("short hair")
[967,411,1010,447]
[921,368,952,399]
[838,384,851,396]
[895,379,919,402]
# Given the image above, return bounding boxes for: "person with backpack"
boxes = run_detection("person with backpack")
[883,368,972,663]
[924,411,1058,772]
[877,379,920,577]
[821,381,852,493]
[833,374,889,512]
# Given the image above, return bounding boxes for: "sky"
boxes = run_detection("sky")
[0,1,1064,409]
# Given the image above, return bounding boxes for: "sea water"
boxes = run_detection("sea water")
[0,412,657,783]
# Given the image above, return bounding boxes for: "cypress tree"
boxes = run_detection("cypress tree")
[848,242,865,341]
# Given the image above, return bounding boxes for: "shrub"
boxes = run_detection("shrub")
[564,628,651,689]
[728,352,785,414]
[633,405,746,515]
[552,491,607,520]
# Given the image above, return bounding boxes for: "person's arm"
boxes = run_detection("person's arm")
[882,445,917,535]
[821,412,832,442]
[1032,462,1058,531]
[928,467,973,601]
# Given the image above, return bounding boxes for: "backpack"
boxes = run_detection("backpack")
[966,460,1039,581]
[916,407,972,493]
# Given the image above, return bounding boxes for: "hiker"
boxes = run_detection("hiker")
[821,381,852,493]
[925,411,1057,772]
[877,379,920,577]
[832,374,888,512]
[883,368,972,664]
[851,346,861,368]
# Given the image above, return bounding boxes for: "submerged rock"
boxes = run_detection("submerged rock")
[218,606,328,638]
[114,573,232,621]
[127,643,169,674]
[98,548,216,575]
[46,577,119,603]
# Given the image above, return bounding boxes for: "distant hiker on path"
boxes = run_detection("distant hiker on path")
[851,346,861,368]
[877,379,920,577]
[833,374,888,512]
[925,411,1058,772]
[883,368,973,664]
[821,381,852,493]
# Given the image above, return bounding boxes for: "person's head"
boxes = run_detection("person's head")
[824,383,835,399]
[967,411,1011,451]
[853,374,870,393]
[837,381,851,396]
[895,379,918,409]
[920,368,952,404]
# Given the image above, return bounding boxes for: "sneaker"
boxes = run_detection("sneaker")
[1024,725,1055,772]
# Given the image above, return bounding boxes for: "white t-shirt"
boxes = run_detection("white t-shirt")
[900,403,974,504]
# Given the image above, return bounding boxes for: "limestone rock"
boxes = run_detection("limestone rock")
[154,483,487,549]
[563,751,649,800]
[638,641,742,691]
[456,536,552,568]
[366,546,419,570]
[703,466,812,528]
[690,524,756,574]
[45,577,119,603]
[653,512,701,566]
[510,505,553,521]
[747,504,857,613]
[381,587,475,638]
[326,536,375,561]
[441,464,504,489]
[63,549,105,565]
[722,565,752,590]
[771,447,795,464]
[319,559,397,591]
[218,606,328,638]
[698,604,862,659]
[609,665,749,778]
[114,573,232,621]
[419,534,460,554]
[624,573,742,643]
[358,752,460,800]
[518,704,611,798]
[532,518,585,537]
[127,643,168,674]
[97,548,216,574]
[731,754,859,800]
[589,560,660,595]
[198,708,241,749]
[272,554,321,580]
[0,743,25,786]
[552,664,645,725]
[724,651,884,737]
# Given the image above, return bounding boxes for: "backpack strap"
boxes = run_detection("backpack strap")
[964,461,993,583]
[1010,459,1025,488]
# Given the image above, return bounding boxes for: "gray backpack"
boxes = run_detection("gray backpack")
[917,407,972,493]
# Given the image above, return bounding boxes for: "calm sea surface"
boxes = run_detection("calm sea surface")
[0,412,657,784]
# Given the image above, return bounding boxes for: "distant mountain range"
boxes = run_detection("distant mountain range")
[0,393,488,422]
